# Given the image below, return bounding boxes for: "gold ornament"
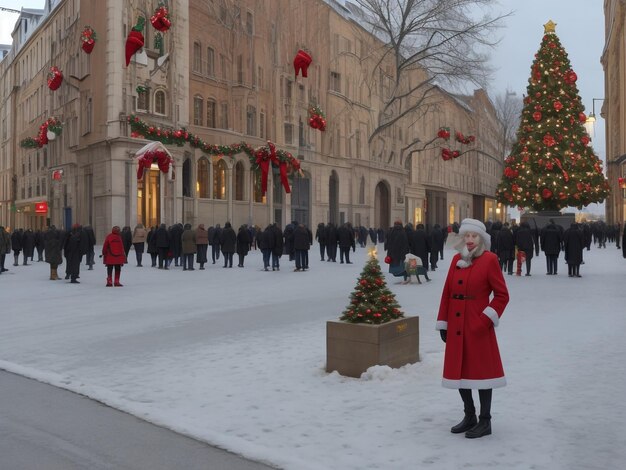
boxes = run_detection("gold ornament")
[544,20,557,34]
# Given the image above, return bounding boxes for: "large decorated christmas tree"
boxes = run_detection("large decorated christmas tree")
[496,20,610,211]
[340,251,404,325]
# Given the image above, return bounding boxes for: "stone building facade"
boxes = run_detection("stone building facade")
[0,0,505,241]
[602,0,626,227]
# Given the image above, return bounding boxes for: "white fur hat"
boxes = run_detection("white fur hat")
[458,218,491,250]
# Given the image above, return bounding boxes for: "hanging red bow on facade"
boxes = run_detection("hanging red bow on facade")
[135,141,174,179]
[47,66,63,90]
[81,25,97,54]
[254,141,291,195]
[150,5,171,32]
[293,49,312,78]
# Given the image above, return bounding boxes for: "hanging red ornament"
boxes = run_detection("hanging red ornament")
[384,256,391,264]
[80,25,97,54]
[150,5,171,32]
[533,111,542,121]
[125,17,145,66]
[359,279,368,287]
[578,112,586,122]
[553,101,563,111]
[293,49,312,78]
[543,133,556,147]
[441,148,452,161]
[437,127,451,140]
[581,135,590,146]
[47,66,63,90]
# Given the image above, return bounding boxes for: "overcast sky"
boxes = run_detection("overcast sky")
[1,0,607,214]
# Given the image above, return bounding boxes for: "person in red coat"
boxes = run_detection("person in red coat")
[436,218,509,439]
[102,226,127,287]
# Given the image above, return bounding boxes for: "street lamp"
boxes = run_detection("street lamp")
[586,98,605,123]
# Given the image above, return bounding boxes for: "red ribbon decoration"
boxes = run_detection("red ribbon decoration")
[279,161,290,193]
[255,149,270,195]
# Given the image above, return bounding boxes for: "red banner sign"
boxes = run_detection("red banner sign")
[35,202,48,213]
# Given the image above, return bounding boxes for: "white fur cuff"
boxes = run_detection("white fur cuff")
[483,306,499,327]
[436,321,448,330]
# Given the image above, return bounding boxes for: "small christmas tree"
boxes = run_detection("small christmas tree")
[495,20,610,211]
[340,250,404,324]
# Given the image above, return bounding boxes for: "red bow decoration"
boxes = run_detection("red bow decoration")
[150,5,171,32]
[255,141,292,195]
[308,105,326,131]
[47,66,63,91]
[293,49,312,78]
[81,26,97,54]
[125,17,145,66]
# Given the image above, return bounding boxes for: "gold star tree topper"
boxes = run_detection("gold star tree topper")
[544,20,557,34]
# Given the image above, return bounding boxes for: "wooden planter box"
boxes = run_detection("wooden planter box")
[326,316,420,378]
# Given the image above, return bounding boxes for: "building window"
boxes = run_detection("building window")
[197,157,210,198]
[237,54,243,84]
[396,187,403,204]
[154,90,166,115]
[298,118,305,147]
[193,41,202,74]
[257,66,263,89]
[330,71,341,93]
[253,170,264,203]
[234,161,245,200]
[193,96,203,126]
[213,159,226,200]
[207,47,215,77]
[284,123,293,144]
[220,103,229,129]
[359,176,365,204]
[286,79,293,100]
[207,99,216,128]
[355,129,361,158]
[246,105,256,136]
[246,11,254,35]
[137,87,149,111]
[259,111,265,139]
[182,159,192,197]
[220,54,227,80]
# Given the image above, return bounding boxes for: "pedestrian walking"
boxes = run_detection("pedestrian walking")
[196,224,209,270]
[83,225,96,270]
[236,224,251,267]
[0,225,11,274]
[44,225,63,280]
[220,222,236,268]
[132,223,148,267]
[181,223,197,270]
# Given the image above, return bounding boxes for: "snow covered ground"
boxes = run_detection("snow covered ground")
[1,235,625,469]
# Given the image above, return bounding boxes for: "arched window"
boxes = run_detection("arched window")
[213,159,227,200]
[234,161,245,201]
[197,158,210,198]
[182,158,192,197]
[252,169,264,203]
[154,89,166,115]
[359,176,365,204]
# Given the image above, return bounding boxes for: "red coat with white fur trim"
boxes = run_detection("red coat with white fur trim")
[436,250,509,389]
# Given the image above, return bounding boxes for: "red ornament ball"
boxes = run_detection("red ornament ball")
[384,256,391,264]
[542,188,553,199]
[532,111,542,122]
[360,279,368,287]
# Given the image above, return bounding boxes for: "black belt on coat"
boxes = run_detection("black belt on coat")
[451,294,475,300]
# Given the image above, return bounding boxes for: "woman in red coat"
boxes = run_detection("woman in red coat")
[102,226,127,287]
[436,218,509,439]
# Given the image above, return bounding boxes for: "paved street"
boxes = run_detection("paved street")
[0,370,276,470]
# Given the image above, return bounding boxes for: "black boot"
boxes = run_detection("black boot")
[451,413,477,434]
[465,418,491,438]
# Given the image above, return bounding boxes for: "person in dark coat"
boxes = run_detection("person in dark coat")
[489,221,502,255]
[64,224,85,283]
[271,223,284,271]
[496,224,515,275]
[409,224,430,271]
[22,229,35,264]
[44,225,63,280]
[155,223,170,269]
[563,222,585,277]
[220,222,237,268]
[515,222,535,276]
[315,223,327,261]
[102,226,127,286]
[337,222,355,264]
[236,224,252,267]
[377,227,386,244]
[540,220,563,275]
[83,225,97,270]
[34,229,45,261]
[195,224,209,269]
[169,223,184,267]
[209,224,222,264]
[429,224,445,270]
[368,227,378,244]
[181,223,196,270]
[258,225,273,271]
[0,225,10,274]
[385,220,410,281]
[325,223,338,262]
[293,223,311,271]
[283,221,297,262]
[121,226,133,262]
[147,226,158,267]
[11,229,23,266]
